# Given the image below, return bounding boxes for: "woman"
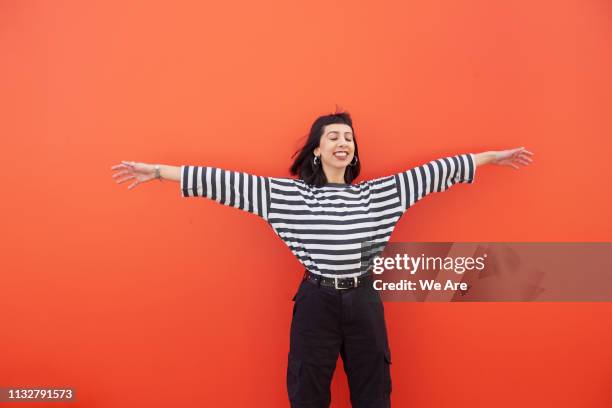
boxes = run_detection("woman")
[111,111,533,407]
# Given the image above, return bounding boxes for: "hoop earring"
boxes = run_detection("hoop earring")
[349,155,359,166]
[313,155,320,166]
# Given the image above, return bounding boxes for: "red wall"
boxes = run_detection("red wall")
[1,0,611,407]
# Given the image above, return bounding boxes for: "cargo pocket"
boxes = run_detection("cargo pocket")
[286,355,302,400]
[291,280,314,317]
[383,350,392,396]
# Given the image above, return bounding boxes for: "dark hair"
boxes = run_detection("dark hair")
[289,110,361,187]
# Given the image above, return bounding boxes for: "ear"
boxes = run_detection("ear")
[313,147,320,156]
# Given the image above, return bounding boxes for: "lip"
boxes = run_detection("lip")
[333,151,349,160]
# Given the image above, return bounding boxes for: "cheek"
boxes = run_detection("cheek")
[322,144,334,155]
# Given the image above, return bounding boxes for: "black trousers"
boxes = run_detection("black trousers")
[287,273,392,407]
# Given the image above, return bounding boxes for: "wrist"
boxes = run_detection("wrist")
[154,164,162,181]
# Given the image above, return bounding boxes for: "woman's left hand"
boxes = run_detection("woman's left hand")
[491,147,534,169]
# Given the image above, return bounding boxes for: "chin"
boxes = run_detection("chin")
[330,164,348,170]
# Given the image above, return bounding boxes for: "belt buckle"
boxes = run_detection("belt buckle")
[334,276,359,290]
[334,277,347,290]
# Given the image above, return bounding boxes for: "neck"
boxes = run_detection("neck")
[322,163,346,184]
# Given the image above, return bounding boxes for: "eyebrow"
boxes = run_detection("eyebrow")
[327,131,353,135]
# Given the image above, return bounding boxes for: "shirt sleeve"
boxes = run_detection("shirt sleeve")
[393,153,476,211]
[180,165,272,220]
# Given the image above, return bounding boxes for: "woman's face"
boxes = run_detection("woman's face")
[313,123,356,170]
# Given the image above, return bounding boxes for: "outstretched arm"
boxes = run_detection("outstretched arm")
[388,147,533,211]
[392,153,476,211]
[179,165,271,219]
[111,162,180,186]
[474,147,533,168]
[111,161,272,220]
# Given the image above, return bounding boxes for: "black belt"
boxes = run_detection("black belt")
[303,269,372,290]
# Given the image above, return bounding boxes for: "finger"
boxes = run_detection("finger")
[523,150,534,156]
[116,175,135,184]
[510,163,519,170]
[111,164,127,170]
[127,180,139,190]
[111,170,128,179]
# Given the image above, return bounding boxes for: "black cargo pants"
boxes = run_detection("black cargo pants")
[287,273,392,407]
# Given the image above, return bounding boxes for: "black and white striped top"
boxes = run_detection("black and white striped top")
[181,153,476,278]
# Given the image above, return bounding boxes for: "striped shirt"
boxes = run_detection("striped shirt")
[181,153,476,278]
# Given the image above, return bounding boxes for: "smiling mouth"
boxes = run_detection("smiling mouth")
[333,152,348,159]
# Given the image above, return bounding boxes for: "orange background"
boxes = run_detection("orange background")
[1,0,611,407]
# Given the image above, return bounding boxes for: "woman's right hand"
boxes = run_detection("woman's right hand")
[110,161,156,190]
